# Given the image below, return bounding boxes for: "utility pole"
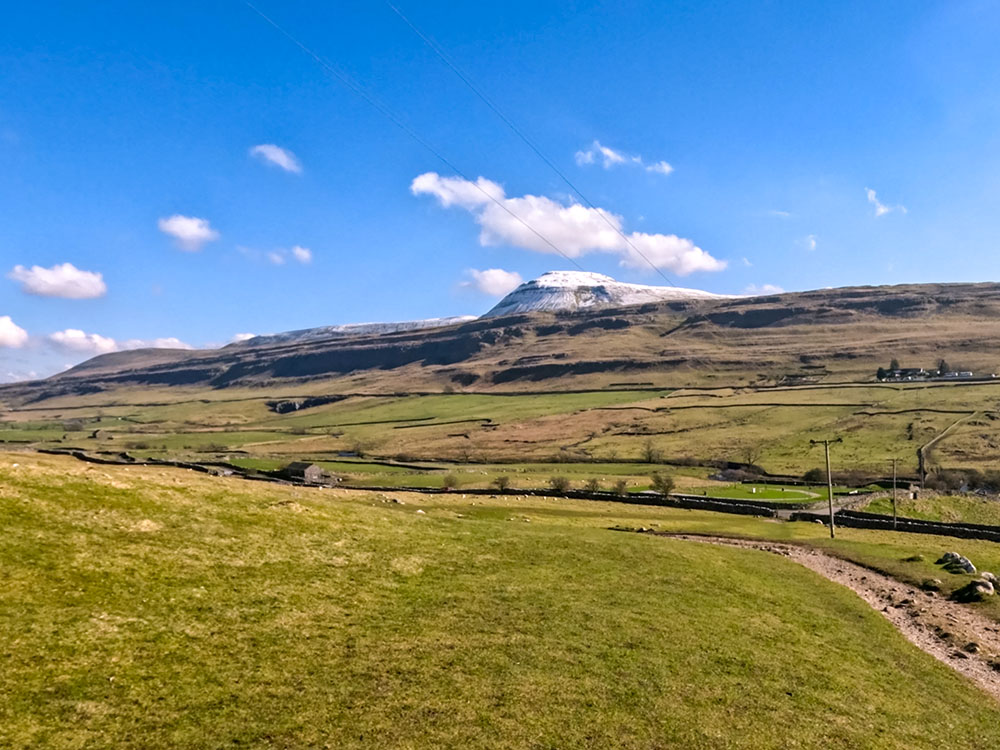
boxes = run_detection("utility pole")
[810,438,842,539]
[891,458,898,531]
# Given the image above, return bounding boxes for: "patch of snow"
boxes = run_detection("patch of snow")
[483,270,730,317]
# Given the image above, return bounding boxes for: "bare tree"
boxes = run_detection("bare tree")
[641,438,663,464]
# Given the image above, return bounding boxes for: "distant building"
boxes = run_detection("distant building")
[283,462,324,483]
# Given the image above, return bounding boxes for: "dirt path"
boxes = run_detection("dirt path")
[651,532,1000,701]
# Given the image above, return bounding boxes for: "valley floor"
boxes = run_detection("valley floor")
[3,453,1000,748]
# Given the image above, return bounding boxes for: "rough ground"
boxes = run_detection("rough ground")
[655,532,1000,701]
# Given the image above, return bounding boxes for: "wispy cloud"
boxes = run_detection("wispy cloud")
[253,245,314,266]
[7,263,106,299]
[231,333,256,343]
[574,140,673,176]
[48,329,192,356]
[158,215,220,251]
[804,234,818,251]
[460,268,523,296]
[249,144,302,174]
[743,283,785,296]
[0,316,28,348]
[412,172,724,275]
[865,187,906,217]
[766,209,792,218]
[741,257,752,267]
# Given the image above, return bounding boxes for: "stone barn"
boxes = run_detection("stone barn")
[283,462,325,483]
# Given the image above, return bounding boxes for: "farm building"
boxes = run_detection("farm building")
[283,462,325,483]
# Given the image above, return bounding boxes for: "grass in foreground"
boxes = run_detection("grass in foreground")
[3,454,1000,748]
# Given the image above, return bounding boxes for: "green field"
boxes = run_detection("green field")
[3,453,1000,748]
[6,381,1000,482]
[861,493,1000,526]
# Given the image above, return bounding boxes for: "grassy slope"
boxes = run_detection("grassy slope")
[862,493,1000,526]
[7,381,1000,476]
[2,454,1000,748]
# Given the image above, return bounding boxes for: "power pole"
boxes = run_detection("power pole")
[810,438,842,539]
[891,458,898,531]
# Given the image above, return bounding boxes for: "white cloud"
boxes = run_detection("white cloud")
[574,140,672,176]
[48,329,118,354]
[766,209,792,218]
[741,257,752,267]
[412,172,724,275]
[249,144,302,174]
[231,332,256,343]
[645,160,674,176]
[461,268,523,296]
[865,187,906,217]
[743,283,785,296]
[48,330,192,356]
[259,246,312,266]
[804,234,818,251]
[0,316,29,348]
[158,215,220,251]
[7,263,107,299]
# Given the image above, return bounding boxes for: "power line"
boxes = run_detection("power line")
[385,1,680,289]
[242,1,586,272]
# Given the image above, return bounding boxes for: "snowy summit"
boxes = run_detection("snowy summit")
[483,271,730,318]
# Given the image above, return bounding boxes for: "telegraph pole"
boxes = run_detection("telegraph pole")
[810,438,842,539]
[891,458,898,531]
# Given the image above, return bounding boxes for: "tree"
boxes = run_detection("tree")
[737,442,764,472]
[549,476,570,493]
[641,438,663,464]
[889,358,900,371]
[937,358,950,375]
[802,467,825,483]
[442,473,461,490]
[492,475,511,491]
[613,479,628,496]
[876,366,887,381]
[650,471,675,495]
[584,478,601,493]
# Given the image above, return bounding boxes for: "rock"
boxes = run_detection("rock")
[391,498,405,504]
[416,509,425,515]
[964,642,981,653]
[983,572,998,585]
[920,578,943,592]
[937,551,961,565]
[957,557,977,574]
[952,579,995,602]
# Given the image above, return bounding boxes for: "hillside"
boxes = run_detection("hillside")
[3,281,1000,407]
[4,453,1000,749]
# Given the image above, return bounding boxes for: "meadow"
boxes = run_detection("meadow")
[3,452,1000,748]
[4,379,1000,483]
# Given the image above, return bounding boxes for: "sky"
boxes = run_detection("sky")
[2,0,1000,381]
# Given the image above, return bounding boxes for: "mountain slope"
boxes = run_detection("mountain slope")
[231,316,478,348]
[3,282,1000,406]
[484,271,730,317]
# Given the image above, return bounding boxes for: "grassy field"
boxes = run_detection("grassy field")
[861,493,1000,526]
[6,380,1000,480]
[3,452,1000,748]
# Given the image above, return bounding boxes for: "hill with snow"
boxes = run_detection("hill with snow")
[484,271,730,318]
[230,316,478,348]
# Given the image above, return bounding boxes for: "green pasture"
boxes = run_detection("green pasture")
[3,453,1000,748]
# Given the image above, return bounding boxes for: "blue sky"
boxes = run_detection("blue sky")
[2,0,1000,380]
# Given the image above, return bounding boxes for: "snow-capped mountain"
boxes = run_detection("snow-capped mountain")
[231,316,478,348]
[228,272,727,347]
[483,271,730,318]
